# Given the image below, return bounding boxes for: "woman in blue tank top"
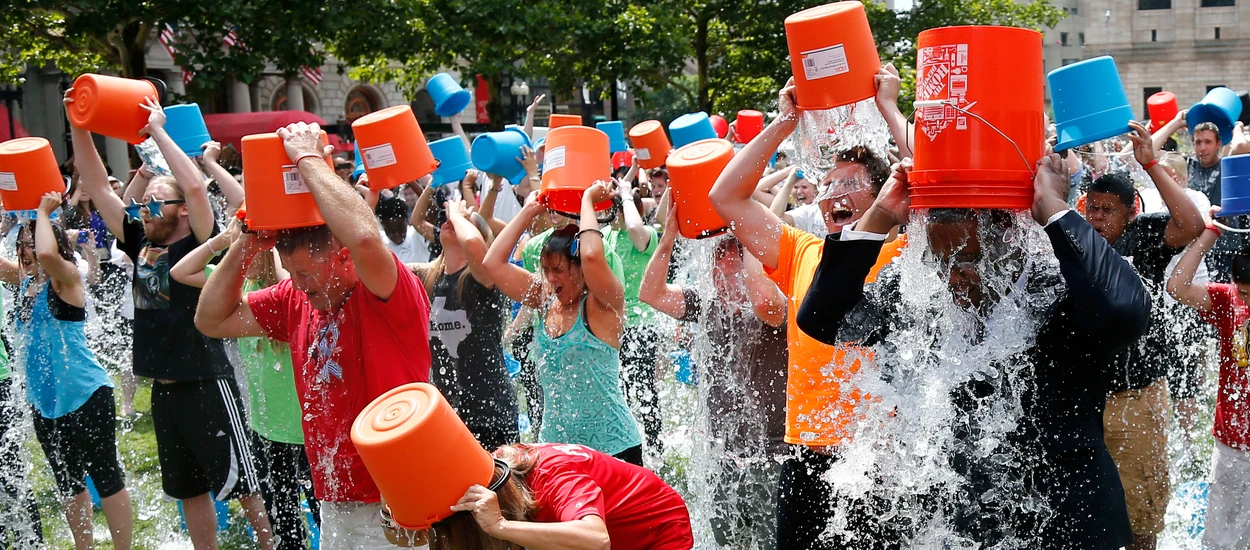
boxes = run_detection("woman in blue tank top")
[484,183,645,466]
[0,192,133,550]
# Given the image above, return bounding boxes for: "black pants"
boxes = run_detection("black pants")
[32,386,125,498]
[512,326,543,434]
[613,445,644,467]
[251,432,320,550]
[775,447,903,550]
[620,326,662,454]
[0,379,42,549]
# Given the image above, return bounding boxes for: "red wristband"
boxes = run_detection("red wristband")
[1206,223,1223,237]
[1142,159,1159,171]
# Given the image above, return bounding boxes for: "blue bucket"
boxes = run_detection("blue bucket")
[471,127,532,183]
[429,136,473,187]
[1189,87,1244,144]
[85,475,102,508]
[164,104,211,157]
[177,498,231,532]
[302,499,320,549]
[427,73,472,117]
[1172,480,1209,539]
[596,121,629,153]
[669,113,717,149]
[352,142,364,179]
[670,350,697,385]
[1220,154,1250,216]
[1047,57,1134,152]
[505,352,522,378]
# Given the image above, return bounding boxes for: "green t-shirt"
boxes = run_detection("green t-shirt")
[205,266,304,444]
[603,226,657,326]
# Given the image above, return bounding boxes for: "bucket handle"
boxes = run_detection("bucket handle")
[911,100,1037,178]
[1212,220,1250,233]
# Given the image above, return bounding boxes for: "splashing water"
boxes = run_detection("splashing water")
[790,98,893,184]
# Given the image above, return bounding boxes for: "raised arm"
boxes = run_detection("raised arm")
[451,484,609,550]
[445,200,496,288]
[195,230,271,338]
[171,220,241,288]
[450,113,471,151]
[140,98,214,243]
[277,122,398,299]
[1152,109,1188,152]
[34,194,84,294]
[639,202,687,320]
[477,174,508,236]
[709,78,799,270]
[64,90,128,241]
[1167,223,1218,313]
[0,255,20,287]
[615,178,651,252]
[522,94,546,141]
[410,181,439,243]
[123,165,153,205]
[875,63,913,159]
[199,141,245,213]
[1127,121,1203,247]
[483,194,546,307]
[579,182,625,313]
[770,168,799,218]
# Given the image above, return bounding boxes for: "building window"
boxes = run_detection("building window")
[1079,32,1086,45]
[1215,27,1222,39]
[1201,0,1235,7]
[1062,58,1081,66]
[345,87,381,122]
[1143,87,1163,118]
[1139,0,1172,9]
[1151,29,1158,41]
[1061,32,1070,46]
[1208,85,1227,92]
[1071,6,1079,14]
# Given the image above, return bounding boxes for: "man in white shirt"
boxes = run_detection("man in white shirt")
[377,197,430,264]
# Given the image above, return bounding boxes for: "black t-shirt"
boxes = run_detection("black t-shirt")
[120,218,231,381]
[427,268,518,448]
[1187,156,1221,204]
[1107,212,1182,393]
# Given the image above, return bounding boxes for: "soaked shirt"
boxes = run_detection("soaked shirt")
[1187,156,1222,203]
[1106,213,1183,393]
[1199,284,1250,451]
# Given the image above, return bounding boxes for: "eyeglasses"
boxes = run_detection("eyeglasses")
[125,197,186,221]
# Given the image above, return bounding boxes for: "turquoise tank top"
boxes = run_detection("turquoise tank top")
[532,297,642,456]
[17,280,112,419]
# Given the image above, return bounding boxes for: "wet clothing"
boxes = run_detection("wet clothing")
[16,279,112,419]
[1205,440,1250,550]
[603,227,657,326]
[1188,156,1222,204]
[776,447,904,550]
[119,217,232,381]
[524,444,693,549]
[152,378,260,501]
[427,268,518,450]
[1105,212,1183,394]
[32,386,125,498]
[251,431,319,550]
[798,211,1146,549]
[1103,379,1171,535]
[531,297,642,456]
[1197,283,1250,451]
[0,379,43,549]
[249,253,432,502]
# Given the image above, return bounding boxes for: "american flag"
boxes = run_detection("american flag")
[300,65,323,85]
[223,26,239,47]
[158,23,194,84]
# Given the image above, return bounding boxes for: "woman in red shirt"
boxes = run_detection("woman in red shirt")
[388,443,693,550]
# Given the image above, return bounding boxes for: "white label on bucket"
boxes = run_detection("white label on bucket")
[545,146,567,171]
[282,165,311,195]
[0,172,16,192]
[635,148,651,161]
[800,44,850,81]
[363,143,398,169]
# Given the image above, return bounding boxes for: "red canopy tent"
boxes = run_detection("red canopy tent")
[1,104,30,141]
[202,110,349,153]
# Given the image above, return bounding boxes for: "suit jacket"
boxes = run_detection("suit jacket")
[796,211,1147,550]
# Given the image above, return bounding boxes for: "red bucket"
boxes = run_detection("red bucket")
[910,26,1045,210]
[734,110,765,144]
[1147,91,1179,133]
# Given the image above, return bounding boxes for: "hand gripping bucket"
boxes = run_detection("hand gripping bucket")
[164,104,212,157]
[1048,56,1134,152]
[548,114,583,129]
[472,128,532,183]
[67,74,161,144]
[540,126,613,215]
[241,132,330,230]
[784,2,881,110]
[709,115,729,139]
[351,383,495,532]
[669,113,718,149]
[666,138,734,239]
[351,105,439,190]
[426,73,472,117]
[596,121,629,153]
[910,26,1045,210]
[1189,87,1244,144]
[0,138,66,211]
[1219,154,1250,217]
[429,136,473,187]
[734,110,765,144]
[628,120,672,169]
[1148,91,1179,133]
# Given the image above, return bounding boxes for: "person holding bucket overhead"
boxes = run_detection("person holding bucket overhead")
[707,77,901,549]
[483,184,646,466]
[0,192,134,550]
[195,121,433,549]
[65,89,278,550]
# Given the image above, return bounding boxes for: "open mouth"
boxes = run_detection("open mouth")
[830,207,856,226]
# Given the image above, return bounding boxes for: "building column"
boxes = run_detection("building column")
[285,77,305,111]
[232,79,252,113]
[104,136,131,179]
[167,75,186,97]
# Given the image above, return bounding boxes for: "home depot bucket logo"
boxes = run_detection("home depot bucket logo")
[917,43,970,141]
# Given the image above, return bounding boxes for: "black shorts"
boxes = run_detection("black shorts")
[152,378,259,500]
[32,386,125,499]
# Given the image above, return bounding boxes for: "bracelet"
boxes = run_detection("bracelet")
[1206,223,1223,238]
[293,152,324,165]
[1142,159,1159,171]
[576,229,604,240]
[208,238,227,256]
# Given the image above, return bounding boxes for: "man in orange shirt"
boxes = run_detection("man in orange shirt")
[709,74,906,549]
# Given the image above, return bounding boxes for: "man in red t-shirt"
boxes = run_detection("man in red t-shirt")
[1167,221,1250,550]
[197,122,431,549]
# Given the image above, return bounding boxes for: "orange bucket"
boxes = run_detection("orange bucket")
[351,383,494,531]
[540,126,613,214]
[351,105,438,191]
[910,26,1045,210]
[667,139,734,239]
[0,138,66,211]
[627,120,672,170]
[784,2,881,110]
[241,132,331,230]
[66,74,160,144]
[548,114,583,129]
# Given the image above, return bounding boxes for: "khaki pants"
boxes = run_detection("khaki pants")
[1103,378,1171,536]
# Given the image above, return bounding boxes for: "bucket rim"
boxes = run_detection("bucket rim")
[1053,105,1135,152]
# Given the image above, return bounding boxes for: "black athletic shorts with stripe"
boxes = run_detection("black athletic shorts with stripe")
[153,378,260,501]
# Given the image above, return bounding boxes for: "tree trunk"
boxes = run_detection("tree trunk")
[486,73,507,131]
[695,14,710,113]
[119,21,148,79]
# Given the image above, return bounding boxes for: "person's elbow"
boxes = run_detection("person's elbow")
[35,248,60,266]
[194,308,227,339]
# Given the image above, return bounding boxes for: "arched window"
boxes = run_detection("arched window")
[271,85,318,112]
[345,86,382,122]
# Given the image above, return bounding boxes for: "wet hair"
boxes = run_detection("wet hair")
[1159,152,1188,184]
[19,220,76,265]
[148,175,187,201]
[274,224,337,256]
[1193,122,1221,141]
[427,446,541,550]
[714,235,744,261]
[926,208,1016,238]
[837,146,891,194]
[1087,173,1136,209]
[1233,254,1250,285]
[541,224,582,267]
[376,197,409,222]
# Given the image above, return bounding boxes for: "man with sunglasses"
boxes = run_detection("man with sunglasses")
[66,92,275,548]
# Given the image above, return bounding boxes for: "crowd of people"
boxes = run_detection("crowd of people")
[0,48,1249,550]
